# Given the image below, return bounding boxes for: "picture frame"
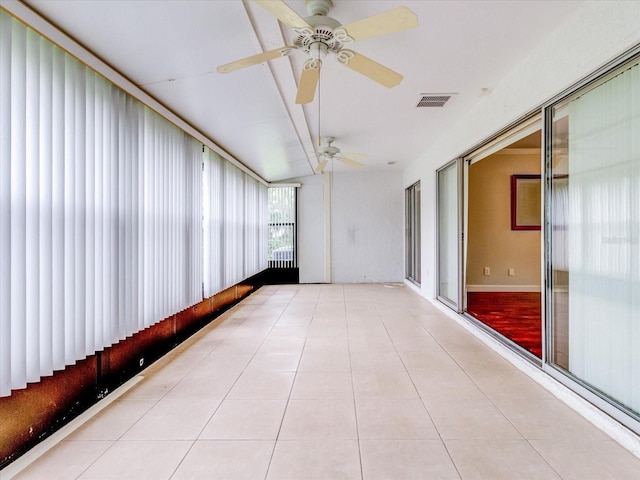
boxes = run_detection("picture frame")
[511,174,541,230]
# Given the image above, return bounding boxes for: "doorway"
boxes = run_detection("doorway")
[464,129,542,358]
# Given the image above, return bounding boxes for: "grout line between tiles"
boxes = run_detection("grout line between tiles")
[263,285,314,480]
[373,287,465,480]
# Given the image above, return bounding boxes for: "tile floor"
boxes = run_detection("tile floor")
[11,284,640,479]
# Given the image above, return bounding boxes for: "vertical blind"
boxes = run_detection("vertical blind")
[202,148,267,298]
[203,148,224,297]
[0,11,267,398]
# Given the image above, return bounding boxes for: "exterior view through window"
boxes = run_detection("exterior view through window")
[268,186,297,268]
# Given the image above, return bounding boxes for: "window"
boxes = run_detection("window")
[268,186,297,268]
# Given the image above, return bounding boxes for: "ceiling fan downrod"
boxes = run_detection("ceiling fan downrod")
[305,0,333,16]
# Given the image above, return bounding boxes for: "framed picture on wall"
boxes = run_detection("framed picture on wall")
[511,174,541,230]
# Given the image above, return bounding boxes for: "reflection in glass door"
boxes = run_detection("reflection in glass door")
[437,160,462,310]
[547,56,640,428]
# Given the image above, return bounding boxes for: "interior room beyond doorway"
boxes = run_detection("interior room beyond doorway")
[465,131,542,358]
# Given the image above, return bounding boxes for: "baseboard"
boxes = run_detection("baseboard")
[466,284,541,292]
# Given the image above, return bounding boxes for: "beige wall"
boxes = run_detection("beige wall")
[466,151,541,290]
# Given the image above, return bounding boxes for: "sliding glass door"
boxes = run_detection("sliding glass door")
[437,160,462,310]
[405,182,421,285]
[546,54,640,426]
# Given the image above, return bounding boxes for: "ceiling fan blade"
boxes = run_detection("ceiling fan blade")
[315,158,328,173]
[254,0,311,29]
[340,152,366,159]
[339,156,365,169]
[341,7,418,42]
[341,50,403,88]
[217,46,296,74]
[296,59,321,104]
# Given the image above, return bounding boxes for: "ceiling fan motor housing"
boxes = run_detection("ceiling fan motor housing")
[321,145,340,155]
[319,137,340,156]
[294,13,349,60]
[295,0,354,62]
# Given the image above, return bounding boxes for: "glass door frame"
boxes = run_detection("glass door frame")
[542,46,640,435]
[436,158,464,312]
[405,181,421,286]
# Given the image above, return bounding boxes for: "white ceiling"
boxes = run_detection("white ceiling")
[25,0,583,182]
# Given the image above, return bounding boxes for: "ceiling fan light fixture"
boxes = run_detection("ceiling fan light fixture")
[309,41,329,60]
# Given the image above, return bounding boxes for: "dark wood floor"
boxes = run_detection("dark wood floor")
[466,292,542,358]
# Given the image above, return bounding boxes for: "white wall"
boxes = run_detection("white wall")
[293,170,404,284]
[466,151,541,289]
[295,174,326,283]
[403,0,640,300]
[330,171,404,283]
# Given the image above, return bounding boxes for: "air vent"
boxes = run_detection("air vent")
[416,94,453,108]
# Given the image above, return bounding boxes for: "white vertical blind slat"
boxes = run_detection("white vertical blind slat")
[25,27,40,382]
[134,99,144,333]
[0,14,14,396]
[62,54,75,365]
[73,61,86,359]
[50,45,64,371]
[84,70,96,356]
[38,37,53,377]
[116,90,125,340]
[93,73,104,350]
[202,151,211,297]
[10,19,28,390]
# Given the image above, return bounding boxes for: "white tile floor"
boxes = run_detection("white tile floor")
[11,284,640,479]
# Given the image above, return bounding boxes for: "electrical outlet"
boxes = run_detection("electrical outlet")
[508,268,515,276]
[483,267,490,276]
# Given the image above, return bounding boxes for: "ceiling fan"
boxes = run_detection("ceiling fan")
[314,136,364,173]
[217,0,418,104]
